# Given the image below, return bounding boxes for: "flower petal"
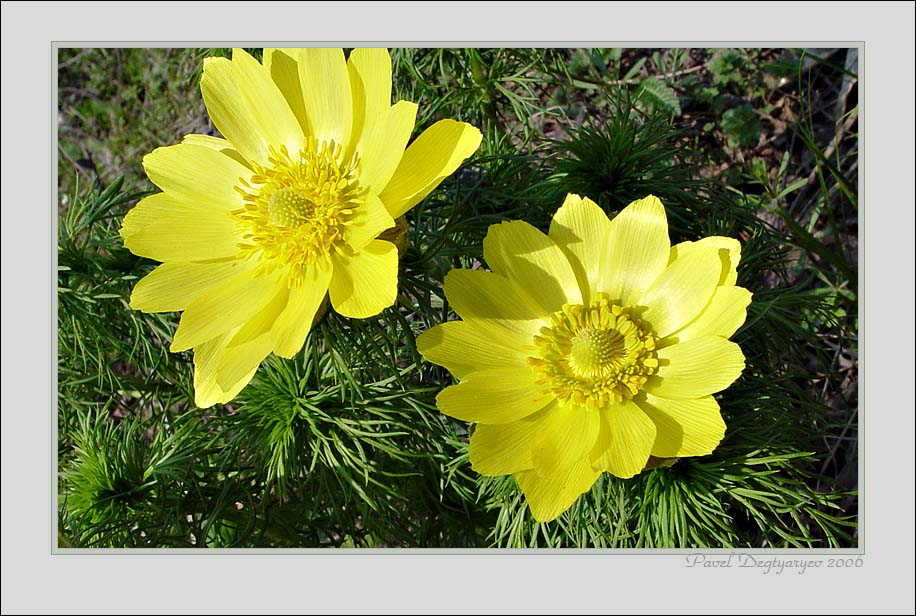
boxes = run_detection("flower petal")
[516,456,601,522]
[468,404,555,475]
[129,259,253,313]
[220,270,334,384]
[225,286,289,348]
[483,220,583,313]
[379,119,482,218]
[345,192,395,251]
[181,133,232,150]
[328,240,398,318]
[193,332,256,408]
[142,143,250,211]
[670,236,742,286]
[443,268,547,349]
[664,286,752,346]
[639,246,722,338]
[120,193,242,262]
[180,134,250,168]
[200,49,304,167]
[197,368,256,408]
[548,193,611,302]
[647,336,746,399]
[297,48,352,147]
[416,320,530,379]
[636,393,725,458]
[436,367,552,424]
[262,48,310,136]
[356,101,418,194]
[347,47,392,151]
[273,262,333,357]
[216,336,273,392]
[590,400,656,478]
[530,404,600,476]
[170,272,282,352]
[216,287,289,389]
[600,195,670,306]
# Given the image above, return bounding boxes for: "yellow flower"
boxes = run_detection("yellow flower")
[417,193,752,522]
[121,48,481,407]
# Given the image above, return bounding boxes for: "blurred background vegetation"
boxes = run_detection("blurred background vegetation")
[57,47,857,548]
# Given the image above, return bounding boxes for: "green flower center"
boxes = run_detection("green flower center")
[267,187,318,228]
[529,294,659,410]
[569,328,626,377]
[233,138,363,285]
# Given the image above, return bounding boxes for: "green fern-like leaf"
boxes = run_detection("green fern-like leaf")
[637,77,682,116]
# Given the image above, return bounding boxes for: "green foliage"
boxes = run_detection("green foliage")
[57,48,857,549]
[224,350,485,547]
[546,48,687,120]
[390,48,560,153]
[636,77,682,117]
[60,408,214,548]
[57,48,207,197]
[709,50,751,89]
[57,177,192,455]
[547,100,697,216]
[721,105,762,149]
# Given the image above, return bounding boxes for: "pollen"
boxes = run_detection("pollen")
[233,137,363,286]
[528,294,659,411]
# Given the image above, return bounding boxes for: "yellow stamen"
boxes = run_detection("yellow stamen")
[233,137,363,286]
[528,294,659,410]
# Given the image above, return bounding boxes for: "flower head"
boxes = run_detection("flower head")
[417,194,751,522]
[121,49,481,407]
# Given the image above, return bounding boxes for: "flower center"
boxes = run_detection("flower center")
[569,328,625,377]
[233,138,362,286]
[267,187,319,228]
[528,294,659,410]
